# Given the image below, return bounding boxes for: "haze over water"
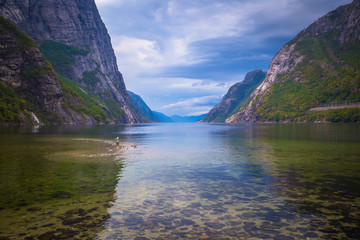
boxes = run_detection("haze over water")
[0,123,359,239]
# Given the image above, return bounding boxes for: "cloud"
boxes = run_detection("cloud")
[161,95,222,116]
[125,77,236,116]
[112,35,208,80]
[94,0,123,6]
[96,0,353,116]
[161,95,221,109]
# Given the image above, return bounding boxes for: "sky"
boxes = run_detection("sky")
[94,0,352,116]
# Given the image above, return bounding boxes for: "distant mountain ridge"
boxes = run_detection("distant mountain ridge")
[127,90,204,123]
[127,91,158,122]
[153,111,174,122]
[200,69,266,123]
[171,114,206,123]
[226,0,360,123]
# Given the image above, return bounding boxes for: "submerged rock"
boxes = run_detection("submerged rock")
[66,208,85,215]
[38,232,55,240]
[204,222,225,229]
[56,230,77,239]
[179,219,195,226]
[187,202,202,208]
[62,217,85,225]
[27,207,42,212]
[134,237,150,240]
[124,215,144,226]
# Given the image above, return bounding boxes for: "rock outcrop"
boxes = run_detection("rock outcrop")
[200,69,266,123]
[226,0,360,123]
[0,16,95,124]
[0,0,142,123]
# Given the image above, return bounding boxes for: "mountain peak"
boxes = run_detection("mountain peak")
[200,69,266,123]
[226,0,360,123]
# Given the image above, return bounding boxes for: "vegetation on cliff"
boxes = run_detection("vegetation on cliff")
[0,16,35,49]
[228,1,360,123]
[0,16,56,124]
[0,16,108,124]
[255,33,360,122]
[38,39,129,123]
[0,0,143,123]
[0,81,26,123]
[38,40,88,74]
[57,74,109,123]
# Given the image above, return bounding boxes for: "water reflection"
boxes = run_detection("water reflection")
[97,123,360,239]
[0,126,127,239]
[222,124,360,239]
[0,123,359,239]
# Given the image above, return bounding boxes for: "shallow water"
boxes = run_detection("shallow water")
[0,123,359,239]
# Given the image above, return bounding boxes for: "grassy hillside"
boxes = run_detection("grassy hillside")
[0,81,27,124]
[0,16,58,124]
[57,74,109,123]
[253,23,360,122]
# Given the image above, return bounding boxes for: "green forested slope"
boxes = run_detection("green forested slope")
[257,32,360,122]
[230,1,360,123]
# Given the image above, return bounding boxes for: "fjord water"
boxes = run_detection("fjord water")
[0,124,359,239]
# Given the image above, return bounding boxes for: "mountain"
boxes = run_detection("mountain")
[200,69,266,123]
[0,0,142,123]
[171,114,206,123]
[0,16,103,125]
[153,111,174,123]
[127,91,158,122]
[227,0,360,123]
[127,90,206,123]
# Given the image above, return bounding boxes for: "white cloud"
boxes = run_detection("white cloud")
[112,36,161,67]
[126,77,236,116]
[111,35,208,81]
[160,95,222,116]
[94,0,122,6]
[107,0,317,82]
[128,77,235,95]
[161,95,221,109]
[96,0,352,116]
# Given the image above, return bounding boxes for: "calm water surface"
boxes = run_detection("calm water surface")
[0,123,359,239]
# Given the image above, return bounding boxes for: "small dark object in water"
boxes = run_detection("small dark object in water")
[38,232,55,240]
[134,237,150,240]
[62,217,84,225]
[27,207,42,212]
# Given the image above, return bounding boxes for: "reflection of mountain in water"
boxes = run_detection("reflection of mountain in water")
[221,124,360,239]
[0,126,127,239]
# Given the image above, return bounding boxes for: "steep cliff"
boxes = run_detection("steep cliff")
[0,0,142,123]
[200,69,266,123]
[227,0,360,123]
[0,16,98,124]
[127,90,157,122]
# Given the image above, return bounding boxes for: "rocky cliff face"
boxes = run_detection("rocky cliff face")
[0,16,95,124]
[227,0,360,123]
[0,0,142,123]
[200,69,266,123]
